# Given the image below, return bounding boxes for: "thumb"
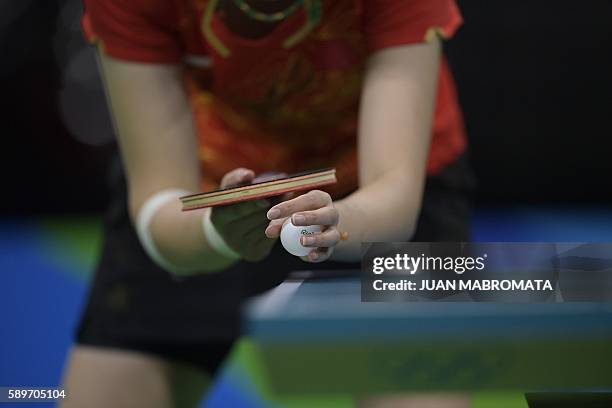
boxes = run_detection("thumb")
[220,168,255,189]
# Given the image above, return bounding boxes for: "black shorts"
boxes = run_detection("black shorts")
[76,152,475,375]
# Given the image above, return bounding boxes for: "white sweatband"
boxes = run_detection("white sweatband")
[135,188,193,274]
[202,207,241,260]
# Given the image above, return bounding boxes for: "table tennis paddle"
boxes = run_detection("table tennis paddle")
[180,168,336,211]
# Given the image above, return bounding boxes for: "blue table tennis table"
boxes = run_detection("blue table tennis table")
[245,270,612,395]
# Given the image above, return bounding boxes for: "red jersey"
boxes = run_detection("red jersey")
[83,0,466,196]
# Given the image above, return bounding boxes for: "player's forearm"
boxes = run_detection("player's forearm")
[331,166,424,261]
[99,52,235,275]
[144,202,238,274]
[329,41,440,262]
[125,172,238,275]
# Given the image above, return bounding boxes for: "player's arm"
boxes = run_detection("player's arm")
[334,38,441,259]
[266,37,441,261]
[98,53,273,274]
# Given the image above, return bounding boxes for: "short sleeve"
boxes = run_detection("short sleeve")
[82,0,182,63]
[362,0,463,53]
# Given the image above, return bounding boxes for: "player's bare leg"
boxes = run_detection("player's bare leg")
[356,393,470,408]
[60,345,209,408]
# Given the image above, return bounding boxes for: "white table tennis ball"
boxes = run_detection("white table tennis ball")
[280,218,322,257]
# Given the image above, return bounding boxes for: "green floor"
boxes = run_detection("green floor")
[227,339,528,407]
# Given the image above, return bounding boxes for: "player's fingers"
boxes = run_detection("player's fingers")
[220,168,255,188]
[264,217,288,238]
[283,191,297,200]
[224,211,269,238]
[244,220,273,241]
[267,190,332,220]
[291,206,338,227]
[269,190,296,207]
[242,227,277,262]
[253,172,287,184]
[300,227,340,248]
[303,247,333,263]
[213,199,270,224]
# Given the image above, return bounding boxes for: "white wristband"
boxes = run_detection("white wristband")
[202,208,241,260]
[135,188,193,274]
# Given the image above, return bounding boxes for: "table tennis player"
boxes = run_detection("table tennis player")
[62,1,474,407]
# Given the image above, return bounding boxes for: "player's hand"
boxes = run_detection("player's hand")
[265,190,340,262]
[210,168,275,262]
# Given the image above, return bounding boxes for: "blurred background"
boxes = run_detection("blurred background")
[1,0,611,407]
[2,0,612,213]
